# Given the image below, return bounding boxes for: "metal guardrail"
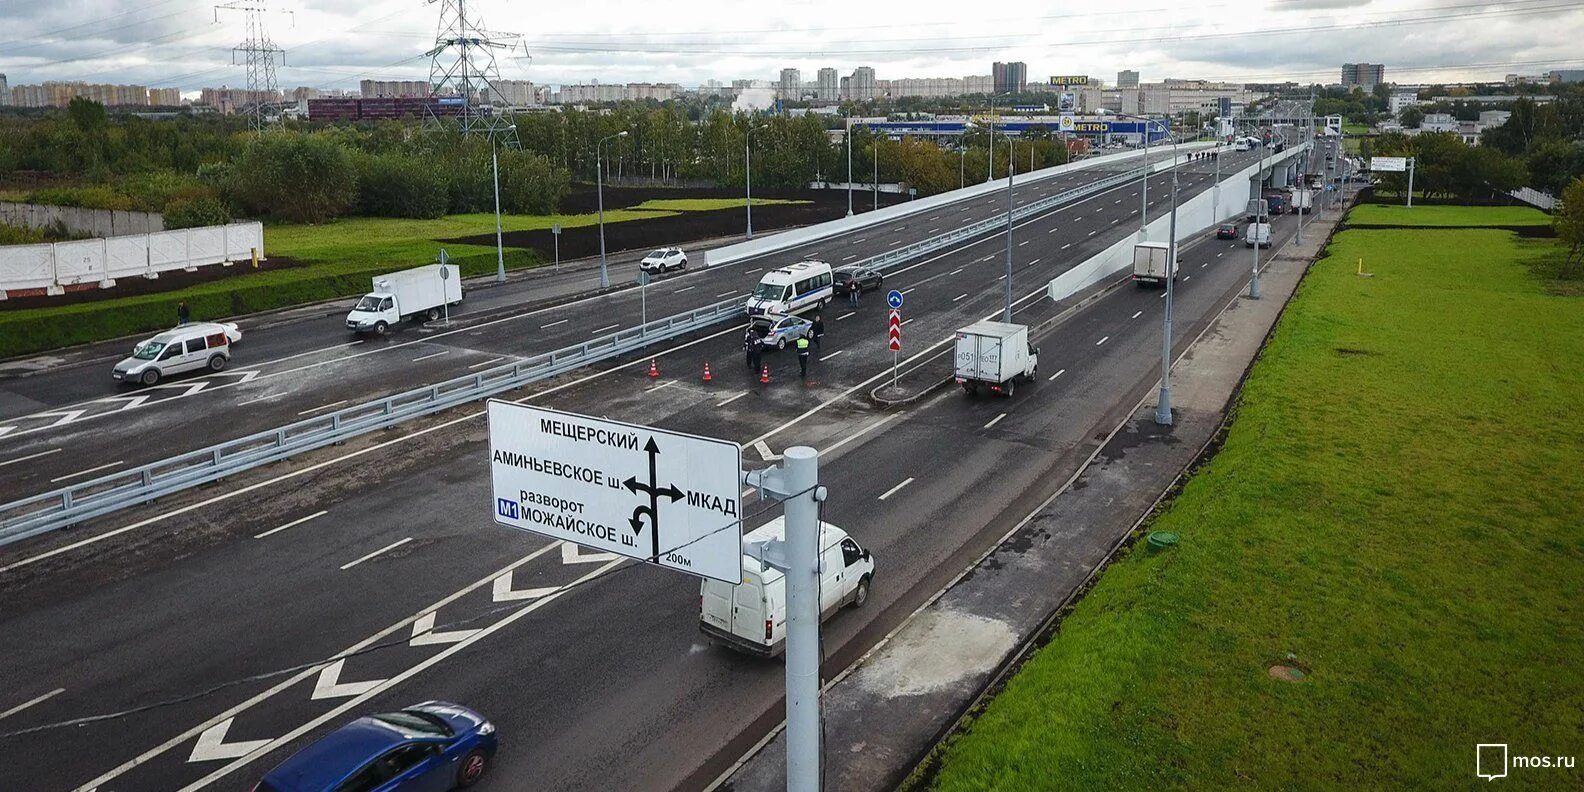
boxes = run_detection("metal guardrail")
[0,157,1178,548]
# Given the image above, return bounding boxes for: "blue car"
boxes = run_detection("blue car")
[256,701,496,792]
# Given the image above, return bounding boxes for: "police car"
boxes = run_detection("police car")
[751,314,812,350]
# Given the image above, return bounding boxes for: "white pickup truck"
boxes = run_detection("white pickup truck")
[954,320,1038,397]
[345,264,462,335]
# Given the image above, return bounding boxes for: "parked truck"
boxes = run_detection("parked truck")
[954,320,1039,397]
[1245,222,1272,248]
[1290,187,1314,214]
[345,263,462,335]
[1131,241,1178,287]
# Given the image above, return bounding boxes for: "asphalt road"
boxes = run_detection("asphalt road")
[0,149,1297,792]
[0,148,1223,501]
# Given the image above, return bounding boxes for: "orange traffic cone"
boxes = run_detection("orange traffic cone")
[760,365,770,384]
[647,359,659,378]
[702,362,712,382]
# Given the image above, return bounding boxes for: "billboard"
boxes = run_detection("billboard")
[1057,91,1077,113]
[1371,156,1409,172]
[1049,75,1089,86]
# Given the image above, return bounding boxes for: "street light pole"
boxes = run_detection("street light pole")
[491,129,510,284]
[873,135,880,211]
[846,116,854,216]
[596,130,628,289]
[1140,117,1151,237]
[1155,159,1180,426]
[746,124,763,239]
[1002,134,1015,323]
[1250,135,1265,300]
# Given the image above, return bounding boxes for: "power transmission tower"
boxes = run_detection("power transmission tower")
[425,0,525,146]
[214,1,291,132]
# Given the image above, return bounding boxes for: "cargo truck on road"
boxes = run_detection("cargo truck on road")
[1245,222,1272,248]
[1132,241,1178,287]
[954,320,1038,397]
[345,263,463,336]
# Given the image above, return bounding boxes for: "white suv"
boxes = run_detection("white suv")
[639,247,688,273]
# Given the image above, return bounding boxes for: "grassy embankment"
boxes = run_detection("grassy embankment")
[922,209,1584,790]
[0,198,801,358]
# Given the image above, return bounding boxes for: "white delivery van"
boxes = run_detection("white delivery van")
[744,260,834,317]
[954,320,1038,397]
[699,517,875,658]
[1245,222,1272,248]
[345,263,463,335]
[112,322,239,386]
[1131,241,1178,287]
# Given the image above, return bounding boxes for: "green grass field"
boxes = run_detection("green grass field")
[1341,122,1371,135]
[924,218,1584,789]
[1348,203,1553,227]
[630,197,808,212]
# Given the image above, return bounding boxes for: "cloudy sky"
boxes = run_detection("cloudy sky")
[1,0,1581,93]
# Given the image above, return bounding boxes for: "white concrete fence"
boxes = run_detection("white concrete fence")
[0,201,164,237]
[0,221,265,299]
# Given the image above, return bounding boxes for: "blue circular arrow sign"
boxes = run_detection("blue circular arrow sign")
[886,289,904,309]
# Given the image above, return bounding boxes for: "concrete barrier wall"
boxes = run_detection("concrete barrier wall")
[0,221,264,298]
[0,202,165,237]
[703,143,1214,269]
[1047,144,1310,303]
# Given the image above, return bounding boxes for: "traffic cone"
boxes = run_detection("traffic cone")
[760,365,770,384]
[647,359,659,378]
[702,362,712,382]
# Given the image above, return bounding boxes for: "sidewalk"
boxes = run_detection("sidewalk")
[718,205,1350,792]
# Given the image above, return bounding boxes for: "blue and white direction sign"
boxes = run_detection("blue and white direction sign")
[886,289,905,310]
[487,401,744,583]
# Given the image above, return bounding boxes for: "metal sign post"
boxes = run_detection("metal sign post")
[487,402,745,583]
[552,224,561,271]
[887,290,904,388]
[438,249,451,326]
[637,269,649,332]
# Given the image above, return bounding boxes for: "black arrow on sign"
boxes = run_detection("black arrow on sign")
[622,437,684,562]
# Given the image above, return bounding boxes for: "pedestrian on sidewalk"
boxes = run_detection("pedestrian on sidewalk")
[176,301,190,326]
[810,313,825,351]
[796,336,811,378]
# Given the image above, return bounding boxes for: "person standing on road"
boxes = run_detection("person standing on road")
[749,330,764,375]
[810,313,825,351]
[176,301,190,326]
[743,327,756,369]
[848,283,860,308]
[796,336,811,378]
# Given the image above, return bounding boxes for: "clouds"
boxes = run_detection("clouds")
[0,0,1578,92]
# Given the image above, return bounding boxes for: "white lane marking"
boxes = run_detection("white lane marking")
[1047,368,1066,382]
[715,290,737,298]
[998,274,1007,280]
[929,227,939,233]
[296,400,348,416]
[236,393,284,406]
[745,268,763,274]
[952,293,968,302]
[1217,252,1225,257]
[1114,199,1121,204]
[1184,275,1191,281]
[1131,310,1143,319]
[408,612,480,646]
[561,542,621,565]
[0,447,62,468]
[491,568,558,602]
[841,254,857,261]
[877,477,915,501]
[0,688,64,720]
[254,510,328,540]
[540,318,569,329]
[1160,292,1167,299]
[1029,258,1041,266]
[901,318,915,326]
[1201,262,1209,268]
[715,392,747,408]
[1088,230,1097,236]
[593,323,621,334]
[468,357,507,369]
[754,440,782,462]
[950,268,963,275]
[820,350,844,361]
[673,286,696,294]
[309,659,384,700]
[836,312,855,321]
[928,215,938,220]
[854,237,867,243]
[339,537,412,571]
[1096,336,1110,346]
[900,288,916,294]
[187,718,271,763]
[983,413,1007,429]
[1018,240,1029,247]
[410,350,449,363]
[1061,243,1072,250]
[1047,227,1058,234]
[48,460,125,484]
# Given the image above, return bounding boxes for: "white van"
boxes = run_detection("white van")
[699,517,875,657]
[744,261,834,317]
[111,322,239,386]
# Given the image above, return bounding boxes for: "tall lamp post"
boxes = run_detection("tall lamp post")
[1250,126,1267,300]
[1155,144,1182,426]
[845,115,854,216]
[746,123,766,238]
[596,130,629,289]
[960,120,978,190]
[873,134,881,211]
[491,123,518,285]
[999,132,1015,323]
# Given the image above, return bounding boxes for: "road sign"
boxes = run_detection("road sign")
[887,309,901,352]
[886,289,904,309]
[1371,156,1408,172]
[488,401,745,583]
[551,223,562,235]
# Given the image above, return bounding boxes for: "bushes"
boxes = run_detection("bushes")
[25,185,134,211]
[355,153,449,219]
[232,132,358,223]
[163,194,232,229]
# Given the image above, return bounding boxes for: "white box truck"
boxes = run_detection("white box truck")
[1245,222,1272,249]
[1290,188,1314,214]
[345,263,462,335]
[1132,241,1178,287]
[699,517,874,658]
[954,320,1039,397]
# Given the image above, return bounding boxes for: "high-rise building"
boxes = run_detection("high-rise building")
[1117,69,1139,89]
[1550,69,1584,83]
[149,87,183,106]
[9,81,152,107]
[360,79,430,99]
[992,61,1027,93]
[778,68,801,100]
[817,68,839,102]
[0,74,8,105]
[964,74,993,94]
[850,67,877,100]
[1341,63,1385,88]
[494,79,538,105]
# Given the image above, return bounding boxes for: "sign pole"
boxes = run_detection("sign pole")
[1406,157,1415,208]
[438,249,451,326]
[892,349,898,389]
[781,446,822,792]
